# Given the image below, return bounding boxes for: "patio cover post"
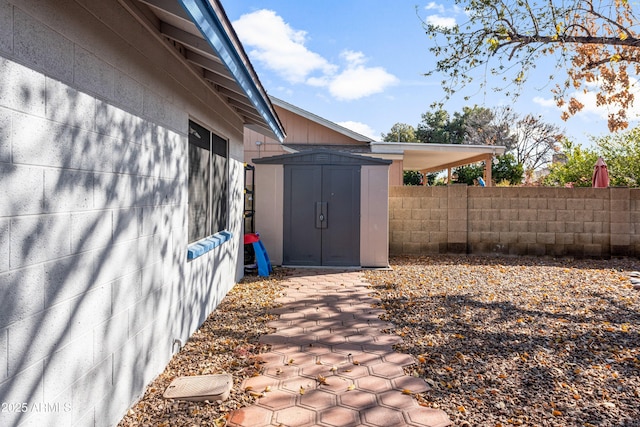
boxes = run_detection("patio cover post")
[483,154,492,186]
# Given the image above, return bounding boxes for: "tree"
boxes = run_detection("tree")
[423,0,640,131]
[454,163,485,185]
[403,170,422,185]
[416,106,496,144]
[492,153,524,184]
[381,123,417,142]
[595,126,640,186]
[543,139,599,187]
[510,113,563,171]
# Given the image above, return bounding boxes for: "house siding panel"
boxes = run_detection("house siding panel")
[0,1,248,426]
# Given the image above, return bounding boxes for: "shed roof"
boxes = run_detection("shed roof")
[124,0,285,141]
[253,148,392,166]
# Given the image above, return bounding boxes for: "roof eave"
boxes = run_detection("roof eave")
[178,0,286,142]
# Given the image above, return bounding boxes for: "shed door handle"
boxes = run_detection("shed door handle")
[315,202,328,229]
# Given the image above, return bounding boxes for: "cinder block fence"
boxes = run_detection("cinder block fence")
[389,185,640,258]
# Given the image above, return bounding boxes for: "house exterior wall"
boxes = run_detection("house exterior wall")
[0,1,246,426]
[389,186,640,258]
[244,106,367,163]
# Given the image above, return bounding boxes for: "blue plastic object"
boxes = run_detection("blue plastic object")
[252,240,273,277]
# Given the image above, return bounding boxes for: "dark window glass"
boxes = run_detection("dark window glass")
[188,120,228,243]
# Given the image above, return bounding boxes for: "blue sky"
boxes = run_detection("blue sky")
[223,1,639,145]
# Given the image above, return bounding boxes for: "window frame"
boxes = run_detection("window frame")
[186,119,231,259]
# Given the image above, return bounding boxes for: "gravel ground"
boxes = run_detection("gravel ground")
[118,255,640,427]
[117,271,287,427]
[365,255,640,427]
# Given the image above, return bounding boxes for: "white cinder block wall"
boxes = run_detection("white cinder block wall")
[0,1,245,426]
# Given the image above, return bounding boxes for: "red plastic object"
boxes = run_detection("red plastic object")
[244,233,260,244]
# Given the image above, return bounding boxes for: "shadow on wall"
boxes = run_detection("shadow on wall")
[0,63,234,425]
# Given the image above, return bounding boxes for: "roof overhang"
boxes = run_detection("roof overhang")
[270,97,373,143]
[371,142,506,172]
[119,0,285,142]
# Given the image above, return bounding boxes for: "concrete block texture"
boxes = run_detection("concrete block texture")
[0,164,44,216]
[13,8,74,83]
[0,219,8,273]
[0,264,45,328]
[0,108,10,163]
[45,77,96,131]
[10,214,72,269]
[0,58,46,116]
[0,0,12,55]
[0,328,6,382]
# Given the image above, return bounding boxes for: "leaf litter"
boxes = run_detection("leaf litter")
[118,256,640,427]
[117,270,287,427]
[364,255,640,427]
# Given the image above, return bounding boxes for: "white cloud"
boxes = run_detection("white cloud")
[337,121,378,140]
[232,10,397,101]
[426,15,456,28]
[328,50,398,100]
[424,2,445,14]
[232,10,336,83]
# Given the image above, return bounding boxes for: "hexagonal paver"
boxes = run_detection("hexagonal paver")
[300,362,330,379]
[274,405,316,427]
[369,362,406,379]
[335,364,369,379]
[346,334,377,344]
[256,352,284,365]
[356,376,393,393]
[315,375,352,394]
[319,406,360,427]
[378,389,418,410]
[375,334,404,345]
[333,342,364,355]
[349,352,384,366]
[299,388,337,410]
[392,376,430,394]
[264,364,300,380]
[259,333,289,345]
[382,351,416,366]
[339,389,377,410]
[305,343,331,356]
[241,375,278,393]
[362,342,394,354]
[280,377,317,395]
[317,352,348,366]
[361,406,406,427]
[258,389,297,411]
[228,405,273,427]
[405,407,452,427]
[316,334,347,346]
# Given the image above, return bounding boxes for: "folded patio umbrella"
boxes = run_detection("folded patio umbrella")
[592,157,610,188]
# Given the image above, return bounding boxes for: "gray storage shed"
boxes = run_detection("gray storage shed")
[253,149,391,268]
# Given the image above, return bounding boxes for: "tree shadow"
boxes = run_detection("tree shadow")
[0,20,242,426]
[366,255,640,425]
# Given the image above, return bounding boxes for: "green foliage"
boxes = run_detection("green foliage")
[403,170,422,185]
[382,123,417,142]
[596,128,640,187]
[492,153,524,185]
[454,163,485,185]
[543,140,599,187]
[453,154,523,186]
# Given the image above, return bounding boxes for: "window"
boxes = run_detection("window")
[188,120,228,244]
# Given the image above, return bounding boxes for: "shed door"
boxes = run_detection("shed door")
[283,165,360,266]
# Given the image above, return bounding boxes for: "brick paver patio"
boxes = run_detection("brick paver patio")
[228,269,451,427]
